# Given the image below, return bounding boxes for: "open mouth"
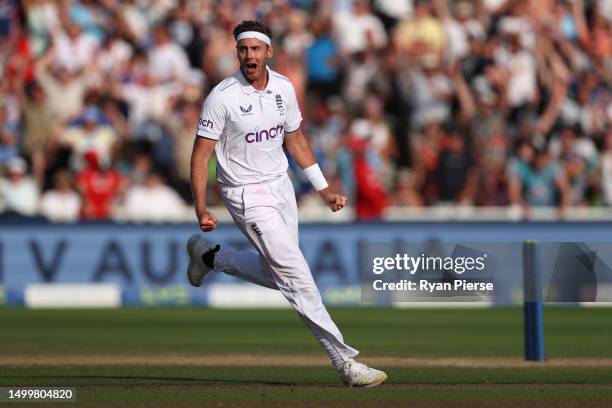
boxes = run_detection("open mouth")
[245,63,257,74]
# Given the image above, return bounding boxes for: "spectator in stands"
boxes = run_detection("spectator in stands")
[341,39,388,109]
[0,157,39,216]
[478,164,511,207]
[412,120,443,204]
[117,0,149,46]
[476,132,511,207]
[167,1,204,69]
[0,102,19,165]
[61,106,118,170]
[16,78,60,187]
[508,142,572,215]
[126,150,153,186]
[305,16,340,101]
[114,49,182,132]
[469,79,506,146]
[435,0,474,64]
[497,0,536,50]
[333,0,388,57]
[372,0,412,31]
[23,0,61,55]
[148,23,190,84]
[350,96,396,191]
[283,9,313,60]
[590,3,612,60]
[95,30,134,81]
[40,169,81,222]
[408,55,453,129]
[122,171,186,222]
[69,0,107,42]
[498,33,537,113]
[168,99,200,204]
[391,169,424,207]
[0,75,20,130]
[201,2,238,86]
[394,0,445,60]
[76,150,124,220]
[436,125,478,204]
[51,19,99,74]
[549,126,598,206]
[351,137,388,220]
[569,72,610,138]
[33,45,97,124]
[0,0,610,222]
[0,0,14,36]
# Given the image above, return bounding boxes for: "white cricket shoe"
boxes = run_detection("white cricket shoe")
[338,359,388,387]
[186,234,217,287]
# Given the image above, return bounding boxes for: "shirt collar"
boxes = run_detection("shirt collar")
[235,66,272,95]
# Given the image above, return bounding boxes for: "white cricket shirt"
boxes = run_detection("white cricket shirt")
[196,67,303,186]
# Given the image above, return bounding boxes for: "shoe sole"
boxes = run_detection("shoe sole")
[186,234,203,287]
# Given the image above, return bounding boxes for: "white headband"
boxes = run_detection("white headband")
[236,31,271,46]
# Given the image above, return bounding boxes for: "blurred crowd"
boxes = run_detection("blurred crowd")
[0,0,610,222]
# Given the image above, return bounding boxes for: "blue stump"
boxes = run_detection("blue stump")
[523,240,545,361]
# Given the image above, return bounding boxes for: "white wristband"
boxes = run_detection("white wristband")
[303,163,328,191]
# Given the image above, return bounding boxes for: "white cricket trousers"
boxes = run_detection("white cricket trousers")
[214,174,359,368]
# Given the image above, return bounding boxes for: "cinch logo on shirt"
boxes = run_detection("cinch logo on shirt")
[199,118,213,129]
[245,125,284,143]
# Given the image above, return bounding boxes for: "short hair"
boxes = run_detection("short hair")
[233,20,273,42]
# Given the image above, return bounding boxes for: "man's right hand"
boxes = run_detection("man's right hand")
[198,210,218,232]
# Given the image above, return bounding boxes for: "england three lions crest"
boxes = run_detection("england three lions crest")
[275,94,285,114]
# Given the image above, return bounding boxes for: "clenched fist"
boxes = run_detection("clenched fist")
[319,189,348,212]
[198,210,218,232]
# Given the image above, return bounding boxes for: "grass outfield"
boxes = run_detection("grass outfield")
[0,307,611,407]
